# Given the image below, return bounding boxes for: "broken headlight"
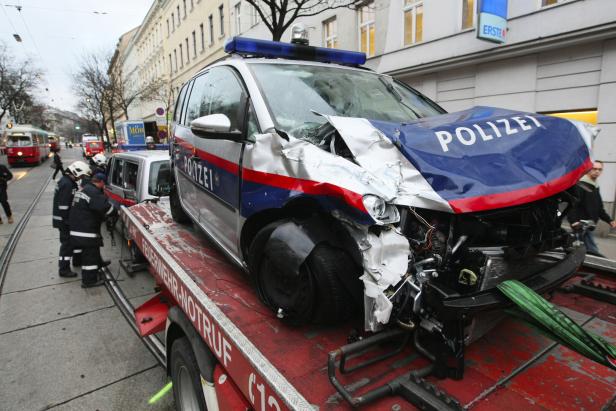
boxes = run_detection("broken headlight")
[362,194,400,225]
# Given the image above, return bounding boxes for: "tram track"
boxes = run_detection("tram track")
[102,265,167,366]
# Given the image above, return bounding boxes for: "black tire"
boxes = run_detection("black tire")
[170,183,190,224]
[170,337,207,411]
[249,221,360,325]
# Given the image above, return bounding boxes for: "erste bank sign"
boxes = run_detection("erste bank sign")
[477,0,508,43]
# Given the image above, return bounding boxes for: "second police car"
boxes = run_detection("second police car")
[169,35,596,376]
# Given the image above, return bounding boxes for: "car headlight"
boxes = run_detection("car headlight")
[362,194,400,225]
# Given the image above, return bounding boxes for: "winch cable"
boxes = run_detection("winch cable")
[497,280,616,370]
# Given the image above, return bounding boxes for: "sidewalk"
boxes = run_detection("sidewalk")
[594,234,616,260]
[0,149,174,410]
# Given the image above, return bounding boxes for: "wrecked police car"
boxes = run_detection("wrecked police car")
[169,37,595,378]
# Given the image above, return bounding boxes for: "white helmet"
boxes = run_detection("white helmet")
[92,153,107,167]
[145,136,154,144]
[67,160,92,179]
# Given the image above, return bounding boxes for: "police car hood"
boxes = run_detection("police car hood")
[323,106,595,213]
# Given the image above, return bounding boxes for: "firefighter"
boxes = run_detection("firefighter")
[69,173,118,288]
[81,153,107,188]
[53,161,91,277]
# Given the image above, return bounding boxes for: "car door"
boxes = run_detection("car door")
[172,81,200,219]
[183,66,247,258]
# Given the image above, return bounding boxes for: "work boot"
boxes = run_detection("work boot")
[81,279,105,288]
[8,216,13,224]
[59,270,78,278]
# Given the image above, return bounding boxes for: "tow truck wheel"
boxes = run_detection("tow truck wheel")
[170,183,190,224]
[250,223,358,325]
[170,337,207,411]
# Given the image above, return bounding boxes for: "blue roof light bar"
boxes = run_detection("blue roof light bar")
[224,36,367,66]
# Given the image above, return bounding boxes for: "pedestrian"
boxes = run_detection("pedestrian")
[53,161,91,277]
[568,160,616,257]
[81,153,107,188]
[52,151,64,180]
[0,163,14,224]
[69,173,117,288]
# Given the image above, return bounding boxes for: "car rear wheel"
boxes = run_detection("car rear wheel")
[249,222,359,325]
[170,183,191,224]
[170,337,207,411]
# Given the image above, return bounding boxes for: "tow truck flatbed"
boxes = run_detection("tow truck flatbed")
[122,202,616,410]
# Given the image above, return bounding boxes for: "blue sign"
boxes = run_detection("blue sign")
[125,121,145,145]
[477,0,508,44]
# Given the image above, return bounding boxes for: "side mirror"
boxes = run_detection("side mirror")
[190,114,243,142]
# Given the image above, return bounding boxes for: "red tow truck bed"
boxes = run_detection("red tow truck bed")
[123,202,616,410]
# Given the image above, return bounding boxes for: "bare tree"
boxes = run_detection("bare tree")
[0,43,41,124]
[140,77,175,140]
[245,0,362,41]
[73,51,113,143]
[109,67,152,120]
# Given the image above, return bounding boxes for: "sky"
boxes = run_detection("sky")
[0,0,153,112]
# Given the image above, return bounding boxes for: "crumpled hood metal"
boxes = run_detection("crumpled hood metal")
[323,106,594,213]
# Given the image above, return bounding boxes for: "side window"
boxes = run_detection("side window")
[185,73,210,125]
[246,105,259,141]
[207,67,245,132]
[174,83,189,124]
[124,161,139,190]
[185,66,246,132]
[112,159,124,187]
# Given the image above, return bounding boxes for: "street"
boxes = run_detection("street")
[0,148,174,411]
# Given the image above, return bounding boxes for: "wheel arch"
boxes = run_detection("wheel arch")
[166,306,216,384]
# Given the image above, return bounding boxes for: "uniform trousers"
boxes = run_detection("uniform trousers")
[81,247,103,285]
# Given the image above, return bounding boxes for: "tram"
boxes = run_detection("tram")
[48,133,61,152]
[5,125,50,166]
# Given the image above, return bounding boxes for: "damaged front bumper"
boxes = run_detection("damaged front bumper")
[423,245,585,320]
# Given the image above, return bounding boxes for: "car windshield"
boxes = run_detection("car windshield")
[8,135,32,146]
[249,63,444,142]
[148,160,171,196]
[88,142,100,148]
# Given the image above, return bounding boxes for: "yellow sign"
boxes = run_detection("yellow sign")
[547,110,597,125]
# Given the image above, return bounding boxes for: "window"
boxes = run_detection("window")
[179,44,184,68]
[183,0,187,17]
[323,17,338,48]
[177,5,181,25]
[359,3,375,57]
[219,5,225,36]
[185,67,245,132]
[174,49,178,71]
[174,83,190,124]
[191,0,194,10]
[250,63,443,142]
[124,162,139,191]
[171,13,175,31]
[209,15,214,44]
[461,0,474,29]
[234,2,241,34]
[149,161,172,196]
[200,23,205,50]
[185,38,190,62]
[403,0,423,45]
[166,19,170,36]
[249,3,259,26]
[111,159,124,187]
[541,0,561,5]
[192,30,197,56]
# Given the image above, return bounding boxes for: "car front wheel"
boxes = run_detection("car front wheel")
[249,222,360,325]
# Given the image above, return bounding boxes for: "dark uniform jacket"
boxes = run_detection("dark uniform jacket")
[0,165,13,188]
[69,182,116,247]
[568,180,613,225]
[52,175,77,229]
